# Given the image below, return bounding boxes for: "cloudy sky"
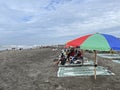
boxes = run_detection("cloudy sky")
[0,0,120,45]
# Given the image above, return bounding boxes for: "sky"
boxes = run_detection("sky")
[0,0,120,45]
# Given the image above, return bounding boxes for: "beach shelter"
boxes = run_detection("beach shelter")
[66,33,120,79]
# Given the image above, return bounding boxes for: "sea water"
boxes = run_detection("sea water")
[0,45,39,51]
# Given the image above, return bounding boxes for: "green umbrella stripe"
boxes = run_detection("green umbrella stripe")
[80,33,111,51]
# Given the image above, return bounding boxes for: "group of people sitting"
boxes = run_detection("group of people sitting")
[57,47,83,65]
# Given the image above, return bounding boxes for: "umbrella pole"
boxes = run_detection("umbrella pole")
[94,50,97,80]
[110,48,112,54]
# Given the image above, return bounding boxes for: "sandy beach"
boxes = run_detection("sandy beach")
[0,47,120,90]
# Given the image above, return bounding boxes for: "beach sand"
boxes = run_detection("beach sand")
[0,47,120,90]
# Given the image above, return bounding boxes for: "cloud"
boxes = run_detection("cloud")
[0,0,120,45]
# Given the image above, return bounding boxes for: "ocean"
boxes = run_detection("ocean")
[0,45,39,51]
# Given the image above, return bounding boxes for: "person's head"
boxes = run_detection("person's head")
[61,53,65,57]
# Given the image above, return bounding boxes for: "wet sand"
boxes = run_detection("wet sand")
[0,47,120,90]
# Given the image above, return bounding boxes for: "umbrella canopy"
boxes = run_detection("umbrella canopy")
[66,33,120,51]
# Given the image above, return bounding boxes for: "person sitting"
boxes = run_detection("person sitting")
[57,53,66,65]
[67,48,75,63]
[76,50,83,59]
[72,50,83,64]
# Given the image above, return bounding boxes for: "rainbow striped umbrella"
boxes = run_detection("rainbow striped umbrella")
[66,33,120,51]
[66,33,120,79]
